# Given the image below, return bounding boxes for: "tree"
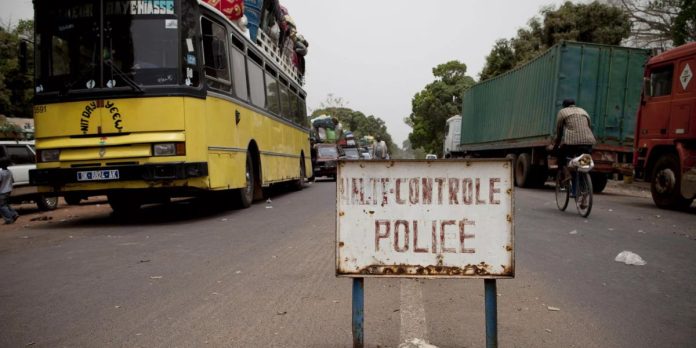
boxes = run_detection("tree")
[610,0,695,47]
[480,1,631,80]
[542,1,629,46]
[406,61,475,155]
[479,39,515,81]
[0,19,34,119]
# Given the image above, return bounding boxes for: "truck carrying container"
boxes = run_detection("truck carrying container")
[450,41,651,191]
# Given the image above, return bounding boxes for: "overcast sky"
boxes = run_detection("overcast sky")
[0,0,571,146]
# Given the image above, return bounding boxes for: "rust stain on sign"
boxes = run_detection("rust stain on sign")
[336,160,515,279]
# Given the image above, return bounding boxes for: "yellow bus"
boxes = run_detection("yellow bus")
[30,0,311,213]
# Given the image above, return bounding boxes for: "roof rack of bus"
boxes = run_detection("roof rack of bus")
[198,0,304,86]
[255,29,302,85]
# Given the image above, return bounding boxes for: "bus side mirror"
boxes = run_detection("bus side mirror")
[18,40,28,74]
[643,77,651,98]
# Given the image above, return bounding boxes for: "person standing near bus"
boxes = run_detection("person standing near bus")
[374,136,388,160]
[0,158,18,224]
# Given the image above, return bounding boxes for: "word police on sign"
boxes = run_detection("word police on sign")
[336,159,514,278]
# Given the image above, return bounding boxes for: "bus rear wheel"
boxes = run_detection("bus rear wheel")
[292,156,306,191]
[237,151,254,208]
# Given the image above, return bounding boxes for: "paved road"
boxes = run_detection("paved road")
[0,180,694,347]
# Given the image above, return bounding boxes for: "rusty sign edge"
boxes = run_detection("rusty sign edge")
[335,159,515,279]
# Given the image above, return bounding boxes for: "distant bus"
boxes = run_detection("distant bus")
[30,0,311,212]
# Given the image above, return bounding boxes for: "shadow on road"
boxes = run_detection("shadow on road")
[29,182,323,229]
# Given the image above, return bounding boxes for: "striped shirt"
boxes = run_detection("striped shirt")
[555,106,596,146]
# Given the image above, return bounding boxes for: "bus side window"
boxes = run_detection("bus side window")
[279,77,290,120]
[247,50,265,107]
[230,34,248,101]
[230,47,248,101]
[289,88,299,124]
[201,17,231,90]
[298,96,308,128]
[265,69,281,115]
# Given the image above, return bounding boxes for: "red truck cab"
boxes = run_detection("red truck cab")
[634,42,696,209]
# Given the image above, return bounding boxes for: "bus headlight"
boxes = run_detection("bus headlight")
[153,143,186,156]
[39,149,60,162]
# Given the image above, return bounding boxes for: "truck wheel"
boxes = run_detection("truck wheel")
[36,196,58,211]
[590,173,608,193]
[64,194,82,205]
[505,154,518,186]
[108,193,142,214]
[531,166,549,187]
[651,154,693,209]
[515,153,532,188]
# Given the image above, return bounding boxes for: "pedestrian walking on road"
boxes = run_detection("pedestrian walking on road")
[0,158,19,224]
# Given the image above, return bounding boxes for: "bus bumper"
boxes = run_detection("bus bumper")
[30,162,208,186]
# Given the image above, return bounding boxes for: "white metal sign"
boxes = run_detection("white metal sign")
[680,63,692,91]
[336,159,514,278]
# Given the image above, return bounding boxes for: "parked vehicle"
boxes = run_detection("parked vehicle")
[633,42,696,209]
[425,154,437,160]
[313,144,340,180]
[445,41,651,192]
[0,140,58,211]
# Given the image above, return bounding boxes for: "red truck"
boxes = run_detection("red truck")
[634,42,696,209]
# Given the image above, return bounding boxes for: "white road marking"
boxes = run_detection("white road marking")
[399,279,437,347]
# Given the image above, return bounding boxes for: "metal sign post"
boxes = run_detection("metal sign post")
[352,278,364,348]
[485,279,498,348]
[337,159,514,347]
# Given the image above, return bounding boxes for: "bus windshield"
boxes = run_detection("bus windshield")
[35,0,180,94]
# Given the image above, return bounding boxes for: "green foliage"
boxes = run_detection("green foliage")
[542,2,629,45]
[0,116,24,139]
[406,61,475,155]
[480,1,631,80]
[0,19,34,118]
[672,0,696,45]
[479,39,516,82]
[312,95,396,153]
[387,139,426,159]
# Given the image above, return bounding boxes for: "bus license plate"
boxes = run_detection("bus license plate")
[76,169,120,182]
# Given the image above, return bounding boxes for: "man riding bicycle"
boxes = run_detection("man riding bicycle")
[550,99,597,181]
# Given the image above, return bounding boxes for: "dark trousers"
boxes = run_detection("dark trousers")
[0,192,17,223]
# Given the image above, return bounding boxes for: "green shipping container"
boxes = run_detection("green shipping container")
[460,41,650,151]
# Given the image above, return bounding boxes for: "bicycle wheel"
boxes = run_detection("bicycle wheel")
[555,170,569,211]
[575,172,593,217]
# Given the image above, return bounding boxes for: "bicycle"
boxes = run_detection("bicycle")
[555,153,594,217]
